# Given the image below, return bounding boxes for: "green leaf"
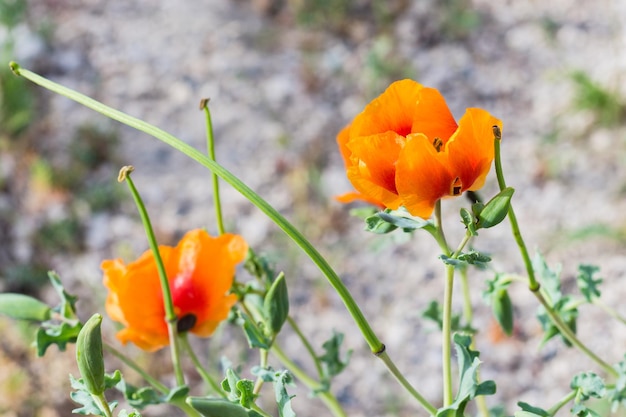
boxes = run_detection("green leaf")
[0,293,51,321]
[70,371,122,415]
[477,187,514,229]
[436,334,495,417]
[263,272,289,336]
[187,397,249,417]
[515,402,550,417]
[115,379,161,409]
[365,208,435,234]
[117,410,142,417]
[238,312,271,350]
[532,253,563,304]
[609,357,626,412]
[421,301,476,334]
[221,368,256,407]
[536,296,578,347]
[576,265,603,302]
[317,331,352,392]
[36,320,83,356]
[440,251,491,269]
[163,385,190,403]
[244,249,276,284]
[48,271,79,319]
[273,370,296,417]
[460,208,478,236]
[571,372,606,401]
[76,314,105,395]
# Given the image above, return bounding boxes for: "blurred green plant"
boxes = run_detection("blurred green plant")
[570,70,626,129]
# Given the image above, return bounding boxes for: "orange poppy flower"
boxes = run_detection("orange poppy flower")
[102,229,248,351]
[337,79,502,219]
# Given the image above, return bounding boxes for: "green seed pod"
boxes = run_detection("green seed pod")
[263,272,289,336]
[187,397,249,417]
[493,289,514,336]
[76,313,105,395]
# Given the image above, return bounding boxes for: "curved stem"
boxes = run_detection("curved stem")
[377,350,438,416]
[250,403,274,417]
[122,170,185,387]
[103,343,169,394]
[10,63,384,356]
[178,333,225,397]
[201,99,226,236]
[546,389,577,416]
[534,291,617,376]
[492,128,617,377]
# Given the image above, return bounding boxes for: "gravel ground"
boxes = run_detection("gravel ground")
[4,0,626,416]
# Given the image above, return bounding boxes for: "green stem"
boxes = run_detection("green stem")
[271,343,349,417]
[492,127,617,377]
[201,99,226,235]
[103,343,169,394]
[178,333,225,397]
[253,348,270,394]
[442,263,455,407]
[9,62,383,356]
[377,350,438,416]
[432,200,451,256]
[594,299,626,326]
[250,403,274,417]
[287,315,324,378]
[92,393,113,417]
[120,168,185,387]
[493,132,539,292]
[171,398,203,417]
[546,389,577,416]
[534,291,617,376]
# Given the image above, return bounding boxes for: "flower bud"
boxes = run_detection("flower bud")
[76,313,105,395]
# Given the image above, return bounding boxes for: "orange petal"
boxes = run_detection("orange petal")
[446,108,502,193]
[345,131,404,208]
[411,87,458,143]
[396,133,456,219]
[350,79,424,138]
[175,230,247,337]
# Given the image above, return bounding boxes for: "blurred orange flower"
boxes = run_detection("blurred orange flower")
[337,79,502,219]
[102,229,248,351]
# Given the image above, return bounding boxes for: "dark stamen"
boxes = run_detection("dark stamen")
[177,314,197,332]
[432,137,443,152]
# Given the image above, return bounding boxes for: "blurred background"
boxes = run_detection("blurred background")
[1,0,626,416]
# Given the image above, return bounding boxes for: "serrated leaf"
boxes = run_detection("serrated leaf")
[48,271,78,319]
[571,403,601,417]
[36,320,82,356]
[576,264,602,302]
[436,335,495,417]
[421,301,476,335]
[571,372,606,401]
[532,253,563,304]
[609,357,626,412]
[318,330,352,390]
[0,293,52,321]
[115,379,161,409]
[69,372,122,415]
[477,187,514,229]
[273,370,296,417]
[460,208,478,236]
[536,296,578,347]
